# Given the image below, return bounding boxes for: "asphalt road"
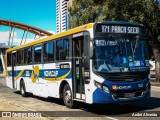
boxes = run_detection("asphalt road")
[0,77,160,120]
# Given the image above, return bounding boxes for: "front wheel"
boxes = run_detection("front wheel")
[63,84,76,108]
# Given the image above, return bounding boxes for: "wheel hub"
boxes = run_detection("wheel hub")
[65,90,71,103]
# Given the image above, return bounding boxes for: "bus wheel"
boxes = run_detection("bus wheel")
[20,81,27,97]
[63,84,75,108]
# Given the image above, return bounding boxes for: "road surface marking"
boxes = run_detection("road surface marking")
[105,116,119,120]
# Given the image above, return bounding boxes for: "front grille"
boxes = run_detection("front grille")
[108,75,146,82]
[107,74,148,82]
[113,91,143,99]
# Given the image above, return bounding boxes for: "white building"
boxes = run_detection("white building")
[56,0,68,33]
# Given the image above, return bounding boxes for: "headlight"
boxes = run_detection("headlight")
[102,85,109,93]
[94,81,110,93]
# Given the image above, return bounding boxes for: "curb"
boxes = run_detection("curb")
[150,82,160,87]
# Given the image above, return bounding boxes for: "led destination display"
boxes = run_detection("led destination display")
[95,24,145,34]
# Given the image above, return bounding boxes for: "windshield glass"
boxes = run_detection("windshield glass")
[93,37,149,72]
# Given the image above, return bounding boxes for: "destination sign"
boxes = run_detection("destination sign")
[95,24,145,34]
[95,40,117,46]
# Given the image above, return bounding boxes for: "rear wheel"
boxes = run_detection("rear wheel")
[20,81,27,97]
[63,84,76,108]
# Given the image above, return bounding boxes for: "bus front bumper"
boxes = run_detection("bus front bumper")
[92,85,150,104]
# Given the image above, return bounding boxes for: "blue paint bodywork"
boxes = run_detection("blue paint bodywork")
[93,79,150,103]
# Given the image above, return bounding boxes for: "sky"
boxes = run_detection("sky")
[0,0,56,45]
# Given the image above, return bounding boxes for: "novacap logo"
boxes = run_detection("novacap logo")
[112,85,132,90]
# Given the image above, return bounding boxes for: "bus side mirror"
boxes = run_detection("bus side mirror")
[89,46,93,59]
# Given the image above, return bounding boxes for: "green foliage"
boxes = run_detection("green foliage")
[69,0,160,43]
[68,0,106,28]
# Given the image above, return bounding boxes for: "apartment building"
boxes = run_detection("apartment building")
[56,0,72,33]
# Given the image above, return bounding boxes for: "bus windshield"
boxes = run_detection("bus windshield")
[93,37,149,73]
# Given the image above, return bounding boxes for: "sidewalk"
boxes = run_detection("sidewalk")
[0,73,5,78]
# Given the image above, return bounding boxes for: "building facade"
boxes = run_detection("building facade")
[56,0,72,33]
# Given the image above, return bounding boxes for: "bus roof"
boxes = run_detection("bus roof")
[97,21,143,26]
[6,23,94,53]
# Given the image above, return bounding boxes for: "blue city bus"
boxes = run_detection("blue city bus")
[6,21,150,108]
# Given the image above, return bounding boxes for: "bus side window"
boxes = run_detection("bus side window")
[63,39,69,59]
[16,50,23,65]
[43,41,54,62]
[24,48,28,64]
[56,39,69,61]
[7,53,11,66]
[34,45,42,63]
[16,50,19,65]
[27,47,32,64]
[21,49,24,65]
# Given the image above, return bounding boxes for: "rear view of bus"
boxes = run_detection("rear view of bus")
[90,21,150,104]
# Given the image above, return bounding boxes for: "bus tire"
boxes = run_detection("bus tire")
[20,81,27,97]
[63,84,76,108]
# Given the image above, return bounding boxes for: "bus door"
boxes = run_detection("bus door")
[11,52,16,89]
[72,34,85,100]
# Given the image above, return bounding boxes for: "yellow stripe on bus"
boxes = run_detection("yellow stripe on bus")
[15,69,30,80]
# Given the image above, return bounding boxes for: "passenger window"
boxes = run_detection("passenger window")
[43,41,54,62]
[34,45,42,63]
[24,48,28,64]
[7,53,11,66]
[27,47,32,64]
[56,39,69,60]
[17,50,23,65]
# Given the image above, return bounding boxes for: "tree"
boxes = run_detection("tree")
[68,0,106,28]
[69,0,160,81]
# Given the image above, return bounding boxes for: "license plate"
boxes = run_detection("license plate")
[124,93,135,98]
